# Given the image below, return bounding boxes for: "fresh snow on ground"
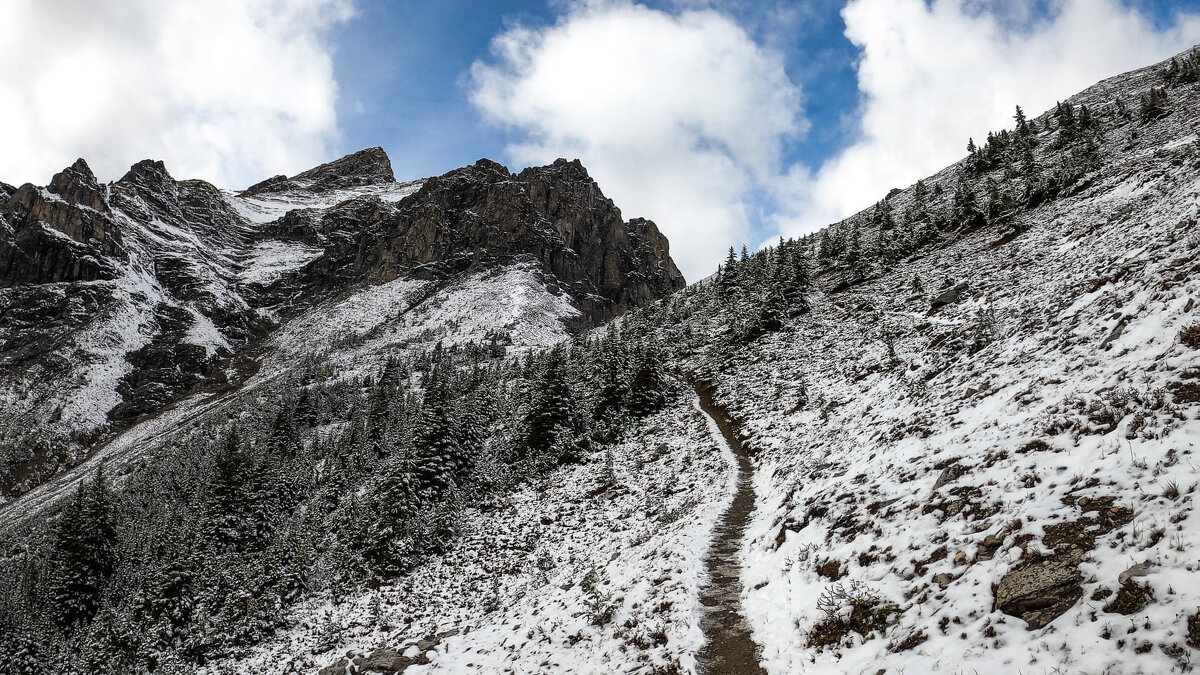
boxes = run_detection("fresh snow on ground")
[264,261,579,381]
[680,63,1200,673]
[208,396,736,675]
[239,240,325,285]
[224,180,424,225]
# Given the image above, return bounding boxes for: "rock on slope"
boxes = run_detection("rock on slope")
[0,149,683,501]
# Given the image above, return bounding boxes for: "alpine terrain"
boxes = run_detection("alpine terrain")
[1,44,1200,675]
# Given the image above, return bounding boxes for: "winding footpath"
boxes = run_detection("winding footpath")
[693,381,768,675]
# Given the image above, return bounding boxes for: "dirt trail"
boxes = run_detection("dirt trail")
[693,381,768,675]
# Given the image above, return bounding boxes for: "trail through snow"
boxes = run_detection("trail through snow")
[693,381,768,675]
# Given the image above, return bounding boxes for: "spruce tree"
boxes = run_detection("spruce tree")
[521,350,587,467]
[203,430,270,551]
[50,468,117,626]
[409,363,466,498]
[628,345,670,417]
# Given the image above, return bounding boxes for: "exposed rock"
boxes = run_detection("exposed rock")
[243,174,289,196]
[1118,561,1151,585]
[994,549,1084,629]
[0,158,129,286]
[360,648,412,673]
[47,159,109,213]
[1100,316,1129,350]
[0,147,685,498]
[1105,580,1154,614]
[245,147,396,195]
[317,658,350,675]
[929,282,970,312]
[301,157,685,327]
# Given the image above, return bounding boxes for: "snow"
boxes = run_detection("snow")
[263,260,580,381]
[224,180,424,225]
[206,394,736,674]
[182,305,232,357]
[680,84,1200,673]
[239,240,325,285]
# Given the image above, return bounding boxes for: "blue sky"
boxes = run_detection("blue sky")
[330,0,860,181]
[3,0,1199,279]
[321,0,1199,277]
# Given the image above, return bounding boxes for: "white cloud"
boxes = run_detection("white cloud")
[469,1,803,281]
[773,0,1200,239]
[0,0,354,189]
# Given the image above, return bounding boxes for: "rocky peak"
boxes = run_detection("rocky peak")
[301,156,685,327]
[246,147,397,196]
[117,159,177,197]
[47,158,108,213]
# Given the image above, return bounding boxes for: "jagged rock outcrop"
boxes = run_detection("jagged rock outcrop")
[245,146,396,195]
[0,159,125,286]
[299,157,685,326]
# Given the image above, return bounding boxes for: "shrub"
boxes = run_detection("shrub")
[1187,610,1200,649]
[808,582,898,649]
[1179,323,1200,349]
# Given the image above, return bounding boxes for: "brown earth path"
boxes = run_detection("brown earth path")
[693,381,768,675]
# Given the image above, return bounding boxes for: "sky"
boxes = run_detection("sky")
[3,1,1200,279]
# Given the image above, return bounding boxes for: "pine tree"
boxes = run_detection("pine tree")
[203,430,271,551]
[780,241,811,315]
[521,350,587,467]
[50,468,118,626]
[409,362,467,498]
[628,345,670,417]
[843,222,872,283]
[718,246,740,296]
[951,174,985,230]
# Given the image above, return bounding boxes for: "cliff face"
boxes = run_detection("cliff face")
[0,149,685,496]
[299,158,684,327]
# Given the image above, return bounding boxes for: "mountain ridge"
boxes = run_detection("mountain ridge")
[0,149,684,499]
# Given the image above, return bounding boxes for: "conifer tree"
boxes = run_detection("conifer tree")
[628,345,670,417]
[951,174,985,230]
[521,349,587,467]
[203,430,271,551]
[409,366,465,497]
[50,468,117,626]
[780,241,811,314]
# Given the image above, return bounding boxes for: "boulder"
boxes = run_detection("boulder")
[360,648,412,673]
[929,282,970,312]
[994,550,1083,629]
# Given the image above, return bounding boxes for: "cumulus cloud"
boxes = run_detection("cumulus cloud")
[0,0,353,189]
[469,1,803,281]
[773,0,1200,238]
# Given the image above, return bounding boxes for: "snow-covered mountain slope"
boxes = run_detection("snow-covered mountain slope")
[666,48,1200,673]
[221,397,735,675]
[0,149,683,502]
[227,48,1200,675]
[4,42,1199,675]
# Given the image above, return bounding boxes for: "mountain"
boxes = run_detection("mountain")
[1,45,1199,675]
[0,150,683,498]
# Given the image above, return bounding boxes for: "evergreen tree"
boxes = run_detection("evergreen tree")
[521,350,587,467]
[951,174,986,230]
[203,430,271,551]
[780,241,811,315]
[718,246,740,296]
[627,345,670,417]
[50,468,117,626]
[409,362,468,498]
[843,222,872,283]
